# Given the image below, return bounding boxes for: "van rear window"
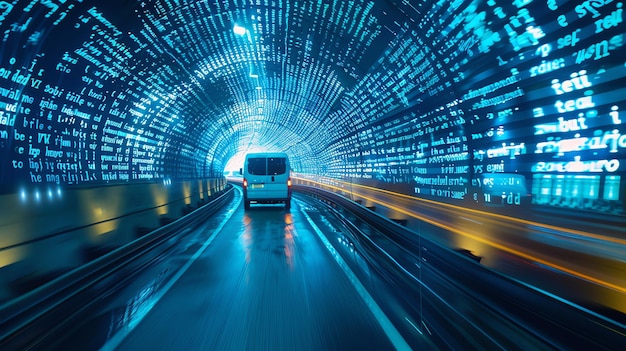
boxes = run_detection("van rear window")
[268,157,286,175]
[247,158,267,175]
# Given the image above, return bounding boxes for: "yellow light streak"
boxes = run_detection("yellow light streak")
[296,177,626,245]
[295,177,626,295]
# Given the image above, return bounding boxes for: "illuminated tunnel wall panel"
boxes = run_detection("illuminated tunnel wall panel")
[331,1,626,216]
[0,1,624,218]
[0,178,223,300]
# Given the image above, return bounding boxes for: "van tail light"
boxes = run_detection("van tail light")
[287,177,292,187]
[243,178,248,188]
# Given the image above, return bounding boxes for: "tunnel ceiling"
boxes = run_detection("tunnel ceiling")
[0,0,416,183]
[135,0,397,174]
[1,0,626,216]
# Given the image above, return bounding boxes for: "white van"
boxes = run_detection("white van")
[240,152,292,210]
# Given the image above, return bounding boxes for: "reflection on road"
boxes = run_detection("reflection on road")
[241,209,296,270]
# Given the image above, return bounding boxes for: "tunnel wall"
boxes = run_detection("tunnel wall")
[0,1,625,240]
[322,1,626,220]
[0,178,226,302]
[0,1,213,194]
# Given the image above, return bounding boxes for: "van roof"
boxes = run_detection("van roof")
[245,152,289,158]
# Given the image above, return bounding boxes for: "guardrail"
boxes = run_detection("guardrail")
[0,186,234,350]
[295,184,626,350]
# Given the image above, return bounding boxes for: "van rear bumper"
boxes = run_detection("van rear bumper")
[244,189,290,200]
[248,198,290,204]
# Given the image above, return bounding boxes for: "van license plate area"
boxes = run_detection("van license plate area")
[251,184,264,189]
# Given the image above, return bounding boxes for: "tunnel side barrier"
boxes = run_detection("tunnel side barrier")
[294,183,626,350]
[0,178,227,303]
[0,185,234,349]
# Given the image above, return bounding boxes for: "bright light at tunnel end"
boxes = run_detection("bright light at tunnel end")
[233,24,246,36]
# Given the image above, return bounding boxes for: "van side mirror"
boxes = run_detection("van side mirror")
[239,168,242,175]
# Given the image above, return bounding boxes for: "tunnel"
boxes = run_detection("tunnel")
[1,0,626,349]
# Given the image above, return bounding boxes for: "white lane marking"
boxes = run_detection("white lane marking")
[100,194,241,351]
[405,317,422,335]
[421,320,432,336]
[460,216,482,225]
[297,200,412,351]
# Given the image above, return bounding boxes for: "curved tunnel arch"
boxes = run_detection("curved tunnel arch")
[129,0,389,176]
[0,0,623,211]
[0,0,625,331]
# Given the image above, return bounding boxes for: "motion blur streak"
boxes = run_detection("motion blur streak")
[99,193,240,351]
[298,200,412,350]
[304,177,626,245]
[295,178,626,295]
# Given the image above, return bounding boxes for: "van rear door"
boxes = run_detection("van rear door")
[265,156,289,199]
[246,156,268,198]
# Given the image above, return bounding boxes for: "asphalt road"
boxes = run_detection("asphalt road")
[53,189,404,350]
